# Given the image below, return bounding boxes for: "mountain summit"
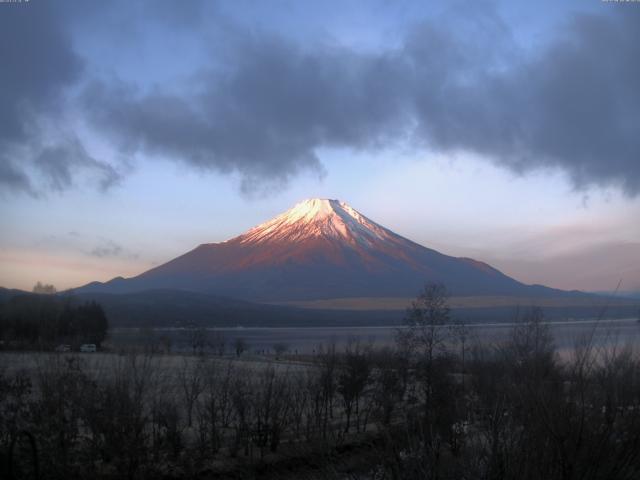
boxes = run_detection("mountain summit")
[78,198,562,300]
[236,198,394,246]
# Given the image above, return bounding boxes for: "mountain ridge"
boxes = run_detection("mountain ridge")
[5,286,637,328]
[76,198,574,301]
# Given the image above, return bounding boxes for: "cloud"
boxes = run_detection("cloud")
[90,240,123,258]
[80,38,403,192]
[89,239,138,260]
[0,2,120,196]
[0,3,81,144]
[0,157,34,196]
[83,5,640,195]
[2,1,639,196]
[410,7,640,196]
[488,241,640,292]
[34,137,122,192]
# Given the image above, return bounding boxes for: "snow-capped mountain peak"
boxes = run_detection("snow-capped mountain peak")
[76,197,555,301]
[236,198,396,247]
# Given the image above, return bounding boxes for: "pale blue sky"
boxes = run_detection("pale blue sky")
[1,0,639,293]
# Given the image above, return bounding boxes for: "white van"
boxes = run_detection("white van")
[80,343,97,353]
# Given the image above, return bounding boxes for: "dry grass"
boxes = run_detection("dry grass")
[269,295,639,310]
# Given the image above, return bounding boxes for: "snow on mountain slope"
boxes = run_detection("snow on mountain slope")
[236,199,398,247]
[77,198,566,301]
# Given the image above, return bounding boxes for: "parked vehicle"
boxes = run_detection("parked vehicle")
[80,343,97,353]
[55,344,71,353]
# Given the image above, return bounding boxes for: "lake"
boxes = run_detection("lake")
[110,317,640,356]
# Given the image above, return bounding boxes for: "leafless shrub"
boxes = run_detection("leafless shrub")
[30,355,92,477]
[80,354,155,479]
[184,327,208,356]
[337,340,372,433]
[179,357,204,427]
[4,296,640,479]
[195,360,234,458]
[234,337,247,357]
[0,367,33,478]
[370,348,408,426]
[250,366,292,456]
[273,342,289,359]
[211,331,226,356]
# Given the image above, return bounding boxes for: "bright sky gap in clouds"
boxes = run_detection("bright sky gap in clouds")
[0,0,639,293]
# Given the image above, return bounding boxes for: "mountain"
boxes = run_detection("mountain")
[77,198,572,301]
[60,290,640,328]
[3,286,635,329]
[0,287,26,302]
[72,289,402,327]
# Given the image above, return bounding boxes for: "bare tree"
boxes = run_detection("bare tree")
[211,330,226,356]
[337,341,372,433]
[185,327,208,356]
[288,371,310,439]
[317,344,339,440]
[251,366,292,456]
[451,320,473,397]
[24,356,89,477]
[506,306,556,384]
[395,283,456,474]
[150,398,182,460]
[81,354,155,479]
[229,371,252,457]
[397,283,452,361]
[234,337,247,357]
[273,342,289,359]
[157,333,172,354]
[371,348,408,426]
[179,357,205,427]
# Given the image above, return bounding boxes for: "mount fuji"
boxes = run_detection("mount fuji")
[78,198,566,301]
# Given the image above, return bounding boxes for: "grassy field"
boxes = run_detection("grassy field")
[5,314,640,479]
[271,295,640,310]
[0,351,310,379]
[0,349,393,479]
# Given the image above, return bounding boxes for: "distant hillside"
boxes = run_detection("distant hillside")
[2,287,637,328]
[0,287,29,303]
[60,290,640,327]
[71,289,397,327]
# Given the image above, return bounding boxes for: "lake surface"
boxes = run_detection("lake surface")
[111,318,640,356]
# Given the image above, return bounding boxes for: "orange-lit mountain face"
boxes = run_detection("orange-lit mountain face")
[79,199,563,300]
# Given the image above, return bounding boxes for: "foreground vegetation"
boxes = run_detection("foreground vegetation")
[0,294,108,350]
[2,284,640,479]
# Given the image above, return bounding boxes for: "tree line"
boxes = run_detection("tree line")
[0,294,109,349]
[2,283,640,479]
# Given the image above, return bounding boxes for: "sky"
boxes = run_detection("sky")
[1,0,639,294]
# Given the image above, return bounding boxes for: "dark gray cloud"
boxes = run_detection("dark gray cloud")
[34,138,121,192]
[61,0,208,31]
[2,1,639,196]
[90,240,123,258]
[81,39,410,192]
[0,3,81,143]
[83,6,640,195]
[0,157,34,196]
[89,239,139,260]
[0,2,119,196]
[407,8,640,195]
